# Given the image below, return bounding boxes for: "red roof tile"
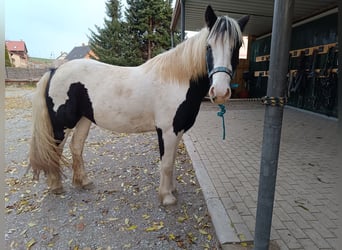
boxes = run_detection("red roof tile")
[6,41,27,52]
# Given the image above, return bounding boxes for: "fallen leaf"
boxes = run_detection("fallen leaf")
[142,214,150,220]
[145,221,164,232]
[107,217,119,221]
[194,214,204,223]
[28,222,37,227]
[176,240,185,248]
[26,238,36,249]
[238,233,246,241]
[124,218,129,225]
[202,243,210,249]
[177,216,187,223]
[126,225,138,231]
[199,229,208,235]
[19,228,28,236]
[187,232,197,244]
[169,233,176,241]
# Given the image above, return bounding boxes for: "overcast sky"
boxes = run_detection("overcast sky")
[5,0,111,58]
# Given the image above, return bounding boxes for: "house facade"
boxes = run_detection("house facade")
[6,40,29,68]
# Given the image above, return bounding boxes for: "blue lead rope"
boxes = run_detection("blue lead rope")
[217,104,226,140]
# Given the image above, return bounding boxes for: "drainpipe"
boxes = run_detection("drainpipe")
[180,0,185,41]
[253,0,294,249]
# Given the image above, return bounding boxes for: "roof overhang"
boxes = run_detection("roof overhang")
[171,0,338,37]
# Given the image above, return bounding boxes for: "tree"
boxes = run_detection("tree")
[5,46,12,67]
[125,0,173,62]
[88,0,127,65]
[89,0,175,66]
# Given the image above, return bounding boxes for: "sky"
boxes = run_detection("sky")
[5,1,233,60]
[5,0,111,59]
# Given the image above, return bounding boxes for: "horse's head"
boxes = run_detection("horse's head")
[205,6,249,104]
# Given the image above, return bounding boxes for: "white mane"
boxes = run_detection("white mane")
[141,15,243,84]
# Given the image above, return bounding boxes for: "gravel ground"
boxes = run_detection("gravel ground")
[5,86,220,250]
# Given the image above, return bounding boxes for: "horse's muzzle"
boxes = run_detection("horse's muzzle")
[209,86,231,104]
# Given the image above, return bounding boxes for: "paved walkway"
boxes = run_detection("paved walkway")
[183,100,338,249]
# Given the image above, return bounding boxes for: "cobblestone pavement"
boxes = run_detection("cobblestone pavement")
[184,100,338,249]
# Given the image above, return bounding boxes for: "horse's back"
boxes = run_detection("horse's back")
[53,59,125,82]
[47,59,159,133]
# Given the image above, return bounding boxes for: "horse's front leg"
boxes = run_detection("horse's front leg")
[70,117,93,189]
[157,127,182,205]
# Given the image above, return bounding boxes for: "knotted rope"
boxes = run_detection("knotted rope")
[217,104,226,140]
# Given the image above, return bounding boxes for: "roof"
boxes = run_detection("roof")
[171,0,338,37]
[66,45,91,60]
[6,40,28,53]
[56,52,68,60]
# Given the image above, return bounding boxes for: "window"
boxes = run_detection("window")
[239,36,248,59]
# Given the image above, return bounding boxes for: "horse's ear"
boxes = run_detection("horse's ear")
[237,15,250,32]
[205,5,217,29]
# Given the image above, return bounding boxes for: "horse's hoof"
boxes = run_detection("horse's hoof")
[81,181,94,190]
[73,180,94,190]
[162,194,177,206]
[51,186,65,194]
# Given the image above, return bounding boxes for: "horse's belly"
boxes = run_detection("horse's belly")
[93,110,155,133]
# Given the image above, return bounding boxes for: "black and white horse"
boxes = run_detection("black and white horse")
[29,6,249,205]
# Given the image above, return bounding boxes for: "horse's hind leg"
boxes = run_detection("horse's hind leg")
[157,127,182,205]
[70,117,93,189]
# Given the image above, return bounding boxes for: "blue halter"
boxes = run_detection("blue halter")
[206,44,234,82]
[208,66,234,80]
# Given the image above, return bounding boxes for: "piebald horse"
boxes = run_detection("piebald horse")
[29,6,249,205]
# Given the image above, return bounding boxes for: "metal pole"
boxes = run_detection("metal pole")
[180,0,185,41]
[171,31,174,48]
[338,4,342,249]
[253,0,294,249]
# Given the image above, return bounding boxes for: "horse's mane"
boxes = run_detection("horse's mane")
[141,16,243,84]
[208,16,243,48]
[141,28,209,83]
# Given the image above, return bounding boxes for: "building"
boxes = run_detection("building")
[56,52,68,60]
[65,44,98,61]
[171,1,338,117]
[5,40,29,68]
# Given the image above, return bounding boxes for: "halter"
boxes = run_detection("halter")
[205,45,234,83]
[208,66,234,80]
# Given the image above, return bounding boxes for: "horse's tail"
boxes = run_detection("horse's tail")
[29,70,66,181]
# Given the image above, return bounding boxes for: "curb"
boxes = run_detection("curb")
[182,134,240,245]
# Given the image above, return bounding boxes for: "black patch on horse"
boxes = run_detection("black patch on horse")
[173,76,210,135]
[156,127,164,159]
[46,73,95,142]
[206,45,214,81]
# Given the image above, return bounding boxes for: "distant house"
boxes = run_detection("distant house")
[56,52,68,60]
[65,44,98,61]
[6,40,29,68]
